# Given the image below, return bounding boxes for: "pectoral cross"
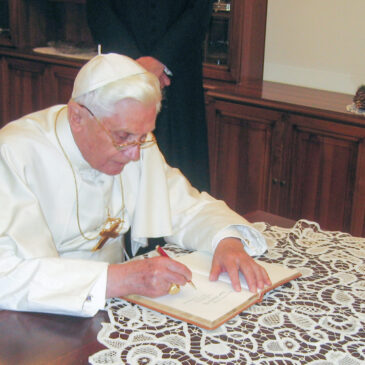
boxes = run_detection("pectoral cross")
[92,217,122,251]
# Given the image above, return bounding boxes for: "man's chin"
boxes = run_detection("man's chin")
[103,163,126,176]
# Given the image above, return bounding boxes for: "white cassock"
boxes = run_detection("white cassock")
[0,105,267,317]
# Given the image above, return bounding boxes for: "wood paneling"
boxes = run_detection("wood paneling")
[288,117,360,232]
[2,57,47,123]
[210,101,279,214]
[0,53,84,125]
[203,0,267,82]
[49,65,79,104]
[207,81,365,236]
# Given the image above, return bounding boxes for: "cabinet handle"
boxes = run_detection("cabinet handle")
[272,178,286,186]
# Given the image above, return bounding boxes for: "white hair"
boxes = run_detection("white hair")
[74,72,162,118]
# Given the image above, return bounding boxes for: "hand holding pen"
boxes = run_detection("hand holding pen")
[156,245,196,294]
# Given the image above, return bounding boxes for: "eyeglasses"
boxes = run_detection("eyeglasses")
[79,104,156,151]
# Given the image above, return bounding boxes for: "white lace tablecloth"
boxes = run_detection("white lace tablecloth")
[89,220,365,365]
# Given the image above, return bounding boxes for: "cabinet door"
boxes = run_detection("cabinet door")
[7,0,49,48]
[1,57,47,125]
[287,114,365,235]
[203,0,267,82]
[208,100,281,215]
[48,65,79,105]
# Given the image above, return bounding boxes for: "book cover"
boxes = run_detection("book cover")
[124,251,301,330]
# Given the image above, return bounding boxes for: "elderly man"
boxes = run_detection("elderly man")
[0,53,270,317]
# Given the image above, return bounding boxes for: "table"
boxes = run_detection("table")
[0,211,284,365]
[90,216,365,364]
[1,212,364,365]
[0,309,108,364]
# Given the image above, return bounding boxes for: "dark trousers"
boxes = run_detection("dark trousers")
[124,230,165,259]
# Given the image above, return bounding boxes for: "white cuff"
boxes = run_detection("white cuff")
[212,224,267,256]
[82,266,108,316]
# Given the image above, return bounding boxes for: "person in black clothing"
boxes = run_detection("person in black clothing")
[86,0,213,193]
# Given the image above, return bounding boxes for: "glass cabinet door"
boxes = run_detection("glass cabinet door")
[203,0,231,66]
[0,0,11,46]
[203,0,267,83]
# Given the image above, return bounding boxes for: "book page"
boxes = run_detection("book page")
[175,251,301,291]
[125,251,301,329]
[175,251,250,290]
[144,271,256,323]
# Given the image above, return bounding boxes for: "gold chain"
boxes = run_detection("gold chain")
[54,106,125,241]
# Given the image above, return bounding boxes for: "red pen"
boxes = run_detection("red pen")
[156,245,196,289]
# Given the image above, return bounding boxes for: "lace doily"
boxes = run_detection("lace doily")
[89,220,365,365]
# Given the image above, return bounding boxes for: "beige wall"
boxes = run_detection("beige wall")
[263,0,365,95]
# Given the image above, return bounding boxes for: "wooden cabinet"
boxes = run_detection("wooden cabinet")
[0,0,92,48]
[1,57,47,125]
[0,51,84,125]
[1,0,267,83]
[48,64,79,105]
[207,81,365,236]
[0,0,268,121]
[207,100,279,215]
[203,0,267,82]
[287,114,364,234]
[0,0,48,48]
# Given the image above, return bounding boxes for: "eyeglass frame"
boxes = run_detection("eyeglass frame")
[78,103,156,151]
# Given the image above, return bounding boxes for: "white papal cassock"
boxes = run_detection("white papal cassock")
[0,105,267,317]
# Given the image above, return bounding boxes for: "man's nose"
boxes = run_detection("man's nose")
[124,144,140,161]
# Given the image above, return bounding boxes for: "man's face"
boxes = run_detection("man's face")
[75,98,157,175]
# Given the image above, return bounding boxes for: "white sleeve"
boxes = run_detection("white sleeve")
[211,225,268,256]
[82,266,108,316]
[0,144,109,317]
[0,245,109,317]
[163,164,267,255]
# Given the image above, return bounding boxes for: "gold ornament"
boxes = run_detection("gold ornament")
[168,283,180,295]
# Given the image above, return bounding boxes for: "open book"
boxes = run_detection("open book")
[124,251,301,330]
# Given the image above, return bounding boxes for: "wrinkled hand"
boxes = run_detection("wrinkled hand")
[136,56,171,88]
[210,238,271,293]
[106,256,191,298]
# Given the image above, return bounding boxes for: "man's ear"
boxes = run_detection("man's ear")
[68,100,86,133]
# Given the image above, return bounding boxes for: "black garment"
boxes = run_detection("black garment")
[86,0,213,192]
[124,229,164,259]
